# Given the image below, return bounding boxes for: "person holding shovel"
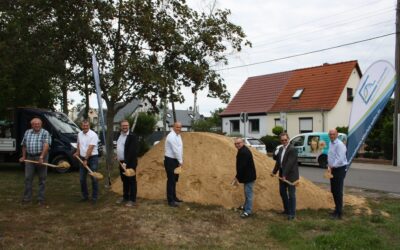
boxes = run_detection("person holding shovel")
[74,120,99,205]
[232,137,256,219]
[115,120,138,207]
[19,117,51,205]
[327,128,348,220]
[272,132,298,220]
[164,121,184,207]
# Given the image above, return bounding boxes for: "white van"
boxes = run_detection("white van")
[274,132,347,168]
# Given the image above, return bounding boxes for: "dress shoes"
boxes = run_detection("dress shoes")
[174,198,183,203]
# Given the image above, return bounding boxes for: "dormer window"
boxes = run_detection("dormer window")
[292,88,304,99]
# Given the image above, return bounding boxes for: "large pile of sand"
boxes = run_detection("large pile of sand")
[112,132,365,211]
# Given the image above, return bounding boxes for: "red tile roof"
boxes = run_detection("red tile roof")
[220,71,292,116]
[220,61,361,116]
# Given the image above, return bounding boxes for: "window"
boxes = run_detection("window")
[249,119,260,133]
[291,136,305,147]
[292,88,304,99]
[230,120,240,133]
[347,87,353,101]
[299,118,313,133]
[274,118,281,127]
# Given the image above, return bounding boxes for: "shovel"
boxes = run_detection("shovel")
[270,174,300,186]
[118,162,136,177]
[24,159,70,169]
[74,155,104,180]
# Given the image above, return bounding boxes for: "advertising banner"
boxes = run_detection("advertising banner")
[347,60,396,168]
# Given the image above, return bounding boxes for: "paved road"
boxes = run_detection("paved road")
[299,162,400,194]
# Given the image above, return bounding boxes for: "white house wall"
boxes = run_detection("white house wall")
[222,115,268,138]
[325,68,360,130]
[267,112,324,137]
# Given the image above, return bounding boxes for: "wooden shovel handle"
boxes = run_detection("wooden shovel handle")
[271,174,299,186]
[119,161,127,171]
[24,159,59,168]
[74,155,94,173]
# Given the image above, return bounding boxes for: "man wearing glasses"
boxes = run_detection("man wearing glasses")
[272,132,299,220]
[232,138,257,218]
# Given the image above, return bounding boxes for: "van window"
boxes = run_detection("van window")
[291,136,304,147]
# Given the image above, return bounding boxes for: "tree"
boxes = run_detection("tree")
[133,112,157,156]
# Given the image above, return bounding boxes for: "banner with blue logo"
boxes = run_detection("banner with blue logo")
[347,60,396,167]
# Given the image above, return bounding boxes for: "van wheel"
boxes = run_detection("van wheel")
[318,154,328,168]
[51,155,71,174]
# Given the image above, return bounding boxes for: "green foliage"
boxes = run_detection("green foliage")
[336,126,348,134]
[192,119,213,132]
[260,135,280,153]
[133,112,157,156]
[134,113,157,138]
[364,99,393,159]
[272,126,283,136]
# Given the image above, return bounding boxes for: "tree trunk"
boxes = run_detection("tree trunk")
[171,100,176,123]
[61,82,68,115]
[162,98,167,135]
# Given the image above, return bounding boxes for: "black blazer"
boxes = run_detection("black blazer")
[273,144,299,182]
[119,132,138,169]
[236,146,257,183]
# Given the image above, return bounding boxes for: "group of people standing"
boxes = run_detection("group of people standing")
[20,117,348,221]
[232,129,348,221]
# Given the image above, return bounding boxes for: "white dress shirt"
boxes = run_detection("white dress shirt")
[77,129,99,157]
[280,145,287,165]
[116,132,128,161]
[165,130,183,164]
[328,138,348,168]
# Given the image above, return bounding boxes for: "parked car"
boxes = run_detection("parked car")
[244,137,267,154]
[273,132,347,168]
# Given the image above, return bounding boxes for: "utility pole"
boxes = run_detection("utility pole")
[393,0,400,166]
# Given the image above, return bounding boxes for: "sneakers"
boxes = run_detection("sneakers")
[240,212,250,218]
[125,201,136,207]
[116,198,128,204]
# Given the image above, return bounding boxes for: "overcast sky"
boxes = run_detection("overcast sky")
[77,0,397,116]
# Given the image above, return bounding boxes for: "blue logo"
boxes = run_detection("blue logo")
[358,68,387,105]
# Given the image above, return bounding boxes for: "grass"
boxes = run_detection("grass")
[0,162,400,249]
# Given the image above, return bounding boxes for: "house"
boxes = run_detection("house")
[155,109,203,132]
[71,99,151,132]
[220,60,362,138]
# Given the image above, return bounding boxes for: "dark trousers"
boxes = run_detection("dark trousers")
[119,161,137,202]
[164,156,179,203]
[279,180,296,217]
[330,166,347,215]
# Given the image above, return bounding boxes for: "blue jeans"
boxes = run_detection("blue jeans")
[24,155,48,201]
[79,155,99,200]
[243,181,255,214]
[279,181,296,217]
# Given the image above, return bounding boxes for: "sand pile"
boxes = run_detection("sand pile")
[112,132,365,211]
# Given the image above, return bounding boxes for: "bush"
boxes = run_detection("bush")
[272,126,284,136]
[260,135,280,153]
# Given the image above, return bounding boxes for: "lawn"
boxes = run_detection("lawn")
[0,163,399,249]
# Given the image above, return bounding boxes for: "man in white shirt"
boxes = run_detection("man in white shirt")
[74,120,99,204]
[164,122,183,207]
[327,128,348,219]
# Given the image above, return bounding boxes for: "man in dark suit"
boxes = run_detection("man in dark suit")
[232,138,257,219]
[272,132,299,220]
[116,120,138,207]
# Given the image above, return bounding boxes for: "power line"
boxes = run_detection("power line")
[216,32,397,71]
